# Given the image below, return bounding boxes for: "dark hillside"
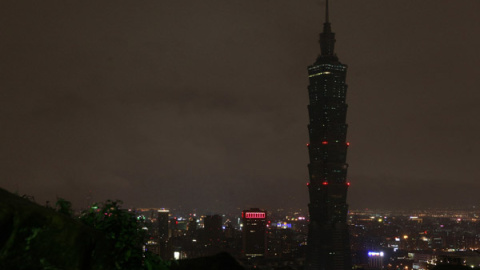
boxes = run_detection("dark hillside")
[0,188,113,270]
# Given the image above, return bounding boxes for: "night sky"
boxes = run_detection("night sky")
[1,1,480,212]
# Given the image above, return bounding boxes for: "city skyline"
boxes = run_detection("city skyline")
[1,1,480,212]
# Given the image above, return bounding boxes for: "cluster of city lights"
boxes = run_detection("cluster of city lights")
[368,251,384,257]
[245,212,266,219]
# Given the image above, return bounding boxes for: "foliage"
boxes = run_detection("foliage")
[55,197,73,217]
[144,251,171,270]
[0,196,82,270]
[80,200,143,269]
[24,227,43,251]
[0,189,169,270]
[80,200,169,270]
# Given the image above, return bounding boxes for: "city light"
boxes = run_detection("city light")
[245,212,266,219]
[368,251,384,257]
[308,71,331,78]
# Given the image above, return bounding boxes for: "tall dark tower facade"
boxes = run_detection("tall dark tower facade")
[305,1,352,270]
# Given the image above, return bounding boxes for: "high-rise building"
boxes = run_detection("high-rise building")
[242,208,267,258]
[158,209,170,240]
[156,209,171,260]
[187,217,197,237]
[204,214,223,243]
[367,251,385,269]
[304,1,352,270]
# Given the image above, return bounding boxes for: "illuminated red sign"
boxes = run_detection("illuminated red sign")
[245,212,266,219]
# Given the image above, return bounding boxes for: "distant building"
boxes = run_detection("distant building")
[158,209,169,240]
[412,251,434,270]
[242,208,267,257]
[368,251,384,269]
[187,217,197,237]
[204,215,222,243]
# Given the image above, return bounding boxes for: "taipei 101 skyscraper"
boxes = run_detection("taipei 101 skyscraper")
[305,1,352,270]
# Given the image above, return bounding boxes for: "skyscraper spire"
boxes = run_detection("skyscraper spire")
[319,0,336,57]
[325,0,329,23]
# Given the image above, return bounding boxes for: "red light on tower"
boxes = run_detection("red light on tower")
[306,143,310,147]
[322,141,328,145]
[347,182,351,186]
[322,181,328,185]
[346,142,350,146]
[307,182,310,186]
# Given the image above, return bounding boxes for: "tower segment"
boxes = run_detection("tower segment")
[305,1,352,270]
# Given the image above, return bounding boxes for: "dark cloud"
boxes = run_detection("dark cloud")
[1,1,480,212]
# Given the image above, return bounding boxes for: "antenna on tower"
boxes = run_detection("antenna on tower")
[325,0,330,23]
[319,0,335,56]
